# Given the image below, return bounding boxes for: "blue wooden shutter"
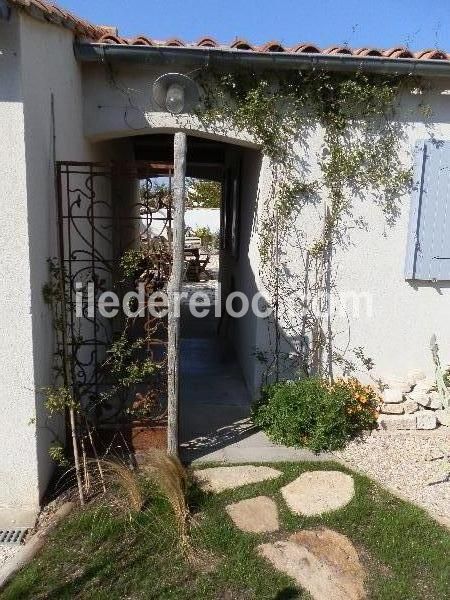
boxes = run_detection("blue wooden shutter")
[405,140,450,280]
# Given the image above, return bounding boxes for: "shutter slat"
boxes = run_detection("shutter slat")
[405,140,450,280]
[405,141,426,279]
[434,147,450,279]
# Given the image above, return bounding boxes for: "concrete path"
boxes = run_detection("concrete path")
[179,305,330,464]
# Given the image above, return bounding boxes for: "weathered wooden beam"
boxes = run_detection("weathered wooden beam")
[167,132,187,457]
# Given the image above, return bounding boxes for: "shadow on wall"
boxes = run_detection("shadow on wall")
[408,280,450,295]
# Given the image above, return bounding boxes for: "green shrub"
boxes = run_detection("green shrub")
[253,377,380,453]
[191,226,220,251]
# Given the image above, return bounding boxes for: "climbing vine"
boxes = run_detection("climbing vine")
[198,68,417,382]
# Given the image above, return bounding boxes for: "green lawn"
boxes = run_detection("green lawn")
[2,462,449,599]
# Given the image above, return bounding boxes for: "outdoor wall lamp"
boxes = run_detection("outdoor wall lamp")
[153,72,200,114]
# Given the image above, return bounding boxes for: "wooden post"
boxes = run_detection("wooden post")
[167,132,187,456]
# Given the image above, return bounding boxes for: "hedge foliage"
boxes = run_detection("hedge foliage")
[253,377,380,452]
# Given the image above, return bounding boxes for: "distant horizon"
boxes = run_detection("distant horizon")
[58,0,450,53]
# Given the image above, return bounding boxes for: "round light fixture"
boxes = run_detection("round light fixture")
[153,73,200,115]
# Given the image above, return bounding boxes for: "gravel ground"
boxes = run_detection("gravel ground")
[0,545,19,570]
[334,429,450,527]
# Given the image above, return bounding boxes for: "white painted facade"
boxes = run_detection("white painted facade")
[0,10,111,519]
[144,208,220,238]
[0,9,37,521]
[185,208,220,232]
[2,4,450,516]
[81,58,450,385]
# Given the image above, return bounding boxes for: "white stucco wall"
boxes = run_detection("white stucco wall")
[334,95,450,381]
[80,59,450,392]
[81,61,255,148]
[231,150,264,392]
[280,86,450,384]
[0,10,112,515]
[0,10,39,517]
[3,21,450,517]
[185,208,220,232]
[20,13,100,510]
[143,208,220,237]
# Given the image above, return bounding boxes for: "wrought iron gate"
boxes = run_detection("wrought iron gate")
[56,161,173,428]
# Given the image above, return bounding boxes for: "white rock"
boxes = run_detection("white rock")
[404,400,419,414]
[383,389,404,404]
[380,404,404,415]
[408,390,430,407]
[416,412,438,430]
[384,376,412,393]
[407,369,427,384]
[435,409,450,427]
[226,496,279,533]
[427,392,443,410]
[414,378,436,393]
[378,415,416,430]
[281,471,355,516]
[194,466,282,493]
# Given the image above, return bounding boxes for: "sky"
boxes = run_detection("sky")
[60,0,450,52]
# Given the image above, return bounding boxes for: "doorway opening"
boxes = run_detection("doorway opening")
[56,133,261,459]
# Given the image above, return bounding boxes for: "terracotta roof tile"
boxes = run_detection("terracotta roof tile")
[323,45,353,55]
[353,47,383,57]
[7,0,108,38]
[130,36,154,46]
[291,43,320,54]
[230,38,255,51]
[383,46,415,59]
[196,37,219,48]
[165,38,186,47]
[98,33,129,45]
[414,49,447,60]
[259,41,287,53]
[7,0,450,63]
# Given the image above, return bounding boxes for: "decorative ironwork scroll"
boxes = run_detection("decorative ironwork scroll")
[56,161,173,427]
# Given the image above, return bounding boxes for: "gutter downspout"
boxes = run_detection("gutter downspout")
[75,43,450,78]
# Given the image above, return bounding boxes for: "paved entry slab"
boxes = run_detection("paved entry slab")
[281,470,355,516]
[226,496,279,533]
[258,528,366,600]
[194,465,282,493]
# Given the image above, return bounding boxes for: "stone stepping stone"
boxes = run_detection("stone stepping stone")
[194,466,282,493]
[226,496,279,533]
[281,470,355,516]
[258,527,366,600]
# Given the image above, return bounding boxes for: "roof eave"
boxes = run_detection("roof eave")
[75,42,450,78]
